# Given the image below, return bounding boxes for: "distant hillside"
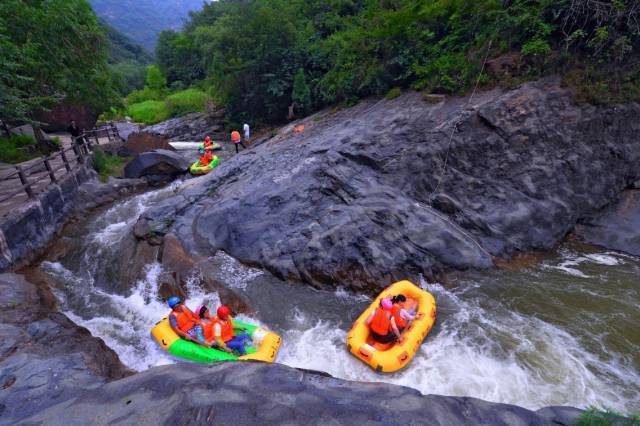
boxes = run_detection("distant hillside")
[101,20,152,94]
[102,20,152,65]
[89,0,206,52]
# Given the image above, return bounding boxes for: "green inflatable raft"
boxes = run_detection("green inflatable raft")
[190,156,220,175]
[151,317,281,363]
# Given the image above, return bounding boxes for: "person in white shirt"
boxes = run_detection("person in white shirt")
[243,123,250,143]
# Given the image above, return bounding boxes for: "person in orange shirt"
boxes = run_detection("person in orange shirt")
[231,130,246,153]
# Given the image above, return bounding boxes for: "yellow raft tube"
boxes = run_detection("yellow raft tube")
[152,317,281,363]
[346,280,436,373]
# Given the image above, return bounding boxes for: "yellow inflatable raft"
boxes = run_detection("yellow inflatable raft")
[152,317,281,364]
[346,280,436,373]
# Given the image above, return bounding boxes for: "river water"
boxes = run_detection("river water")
[38,182,639,414]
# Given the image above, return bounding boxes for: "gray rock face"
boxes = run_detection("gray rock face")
[143,111,226,142]
[137,78,640,291]
[19,362,579,425]
[124,149,190,180]
[575,190,640,256]
[0,273,131,423]
[0,160,147,272]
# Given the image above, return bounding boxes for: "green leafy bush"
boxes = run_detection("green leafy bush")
[126,100,169,124]
[0,135,38,164]
[92,147,129,182]
[165,88,207,117]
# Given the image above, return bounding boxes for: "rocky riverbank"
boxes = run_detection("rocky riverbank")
[131,77,640,292]
[0,272,131,423]
[0,159,147,272]
[17,362,582,425]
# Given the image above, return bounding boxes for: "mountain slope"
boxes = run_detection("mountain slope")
[89,0,206,51]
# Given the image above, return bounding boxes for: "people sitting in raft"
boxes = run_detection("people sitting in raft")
[167,296,210,347]
[365,297,404,344]
[391,294,416,332]
[198,146,214,166]
[199,305,251,355]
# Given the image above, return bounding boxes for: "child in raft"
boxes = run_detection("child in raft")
[198,305,251,355]
[365,298,404,344]
[391,294,417,332]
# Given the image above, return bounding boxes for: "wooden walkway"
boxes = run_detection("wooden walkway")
[0,126,119,218]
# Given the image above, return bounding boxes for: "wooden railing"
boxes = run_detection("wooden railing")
[0,123,121,205]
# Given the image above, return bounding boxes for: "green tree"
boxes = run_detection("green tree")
[0,0,121,125]
[145,65,167,91]
[292,68,311,113]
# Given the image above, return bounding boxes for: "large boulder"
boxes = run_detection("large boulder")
[135,78,640,292]
[575,190,640,255]
[19,362,581,425]
[114,122,141,142]
[0,272,131,424]
[124,149,190,181]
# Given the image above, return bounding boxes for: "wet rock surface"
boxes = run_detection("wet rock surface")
[18,362,581,425]
[0,161,147,272]
[137,78,639,291]
[0,273,131,423]
[124,149,190,182]
[575,190,640,256]
[143,110,226,142]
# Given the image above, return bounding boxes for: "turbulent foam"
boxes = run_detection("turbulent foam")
[278,280,637,412]
[210,252,263,289]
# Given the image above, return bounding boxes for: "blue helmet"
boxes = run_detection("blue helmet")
[167,296,181,308]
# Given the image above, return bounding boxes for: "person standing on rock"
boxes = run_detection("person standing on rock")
[231,129,246,153]
[167,297,210,347]
[243,123,250,144]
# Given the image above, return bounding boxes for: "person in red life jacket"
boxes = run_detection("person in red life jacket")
[167,297,210,347]
[231,130,246,153]
[365,298,403,344]
[211,305,251,355]
[391,294,416,332]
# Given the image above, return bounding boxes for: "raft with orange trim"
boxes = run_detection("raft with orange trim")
[151,317,281,364]
[346,280,436,373]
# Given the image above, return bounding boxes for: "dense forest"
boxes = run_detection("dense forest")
[0,0,150,129]
[150,0,639,125]
[2,0,639,130]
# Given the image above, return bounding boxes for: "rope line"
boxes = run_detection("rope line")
[427,39,494,206]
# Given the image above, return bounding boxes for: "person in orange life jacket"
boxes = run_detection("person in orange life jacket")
[167,297,210,347]
[202,305,250,355]
[198,147,213,166]
[231,130,246,153]
[391,294,416,332]
[203,135,213,149]
[365,298,403,344]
